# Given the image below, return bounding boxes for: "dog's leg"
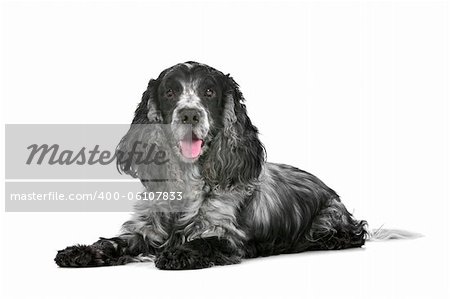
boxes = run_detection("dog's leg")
[303,198,368,251]
[154,237,242,270]
[54,233,154,267]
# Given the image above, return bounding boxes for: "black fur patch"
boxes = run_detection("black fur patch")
[55,234,154,267]
[155,237,241,270]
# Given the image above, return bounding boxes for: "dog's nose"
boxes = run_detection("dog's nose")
[179,108,201,125]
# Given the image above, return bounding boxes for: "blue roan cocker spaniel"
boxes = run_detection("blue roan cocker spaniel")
[55,62,410,270]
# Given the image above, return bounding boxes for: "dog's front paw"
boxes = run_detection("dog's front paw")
[55,245,112,267]
[154,247,212,270]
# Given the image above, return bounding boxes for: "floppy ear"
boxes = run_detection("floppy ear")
[201,75,266,189]
[131,79,162,124]
[116,79,168,180]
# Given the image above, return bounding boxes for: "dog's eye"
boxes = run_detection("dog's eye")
[165,89,174,99]
[204,88,215,98]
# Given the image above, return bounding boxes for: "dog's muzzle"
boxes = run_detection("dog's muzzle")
[174,108,206,160]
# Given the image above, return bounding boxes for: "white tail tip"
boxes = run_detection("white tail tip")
[367,227,423,241]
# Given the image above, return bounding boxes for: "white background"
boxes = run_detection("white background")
[0,0,449,298]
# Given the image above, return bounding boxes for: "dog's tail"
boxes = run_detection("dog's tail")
[366,225,423,241]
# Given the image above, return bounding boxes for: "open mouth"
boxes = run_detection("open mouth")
[179,133,204,159]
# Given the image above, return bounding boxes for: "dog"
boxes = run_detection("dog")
[55,61,414,270]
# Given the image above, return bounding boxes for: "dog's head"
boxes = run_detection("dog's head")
[117,62,265,189]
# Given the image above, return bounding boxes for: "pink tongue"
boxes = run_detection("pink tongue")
[180,139,203,159]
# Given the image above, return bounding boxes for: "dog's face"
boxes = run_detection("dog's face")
[118,61,265,188]
[155,62,226,162]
